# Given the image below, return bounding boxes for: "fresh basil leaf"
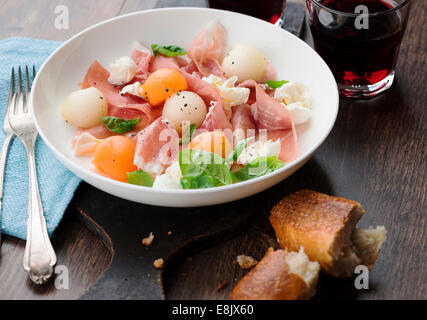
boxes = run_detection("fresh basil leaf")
[225,137,254,165]
[127,170,154,187]
[181,175,215,189]
[151,44,187,57]
[179,149,233,189]
[266,80,289,89]
[180,124,197,145]
[234,156,285,182]
[102,116,141,133]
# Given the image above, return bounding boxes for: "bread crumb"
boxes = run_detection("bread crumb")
[236,255,258,269]
[153,258,164,269]
[168,231,172,235]
[215,280,229,291]
[142,232,154,246]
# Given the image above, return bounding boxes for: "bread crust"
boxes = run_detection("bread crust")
[230,249,314,300]
[270,190,365,277]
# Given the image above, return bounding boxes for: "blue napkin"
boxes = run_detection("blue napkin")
[0,38,81,240]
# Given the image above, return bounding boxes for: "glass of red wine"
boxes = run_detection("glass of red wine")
[306,0,411,98]
[208,0,287,24]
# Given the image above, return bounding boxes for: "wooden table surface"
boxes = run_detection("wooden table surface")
[0,0,425,300]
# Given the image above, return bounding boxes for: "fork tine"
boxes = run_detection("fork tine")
[9,92,17,120]
[14,67,24,115]
[8,67,15,105]
[17,66,22,94]
[25,66,29,96]
[24,66,30,112]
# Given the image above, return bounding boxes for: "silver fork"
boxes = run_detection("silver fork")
[0,68,17,244]
[8,66,57,284]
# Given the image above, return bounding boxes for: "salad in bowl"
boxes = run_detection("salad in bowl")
[61,22,312,190]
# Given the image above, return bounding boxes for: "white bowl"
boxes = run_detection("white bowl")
[31,8,339,207]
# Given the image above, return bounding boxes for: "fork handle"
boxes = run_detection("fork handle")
[0,133,14,242]
[22,135,57,284]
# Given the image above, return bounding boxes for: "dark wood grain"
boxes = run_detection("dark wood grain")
[0,205,112,299]
[0,0,129,300]
[0,0,124,41]
[0,0,425,300]
[166,0,427,300]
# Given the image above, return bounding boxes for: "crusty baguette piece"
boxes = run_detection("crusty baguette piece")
[230,248,320,300]
[270,190,387,277]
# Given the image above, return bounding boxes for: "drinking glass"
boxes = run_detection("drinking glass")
[306,0,411,98]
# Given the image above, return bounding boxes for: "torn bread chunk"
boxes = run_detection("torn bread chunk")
[236,255,258,269]
[270,190,387,277]
[230,248,320,300]
[142,232,154,246]
[153,258,164,269]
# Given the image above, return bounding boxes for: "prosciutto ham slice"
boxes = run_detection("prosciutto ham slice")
[267,126,298,163]
[134,117,179,175]
[75,125,115,140]
[239,80,293,131]
[79,61,161,133]
[238,80,297,162]
[74,105,163,140]
[72,132,102,156]
[188,22,226,77]
[264,61,277,81]
[80,61,146,109]
[149,55,189,73]
[131,43,154,80]
[201,101,233,132]
[231,103,257,143]
[181,72,232,131]
[181,61,202,78]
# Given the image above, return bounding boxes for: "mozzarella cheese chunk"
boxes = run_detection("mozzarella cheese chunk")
[152,161,182,190]
[108,56,137,85]
[202,75,249,113]
[153,174,182,190]
[165,161,182,184]
[237,139,281,165]
[274,81,311,125]
[120,81,143,97]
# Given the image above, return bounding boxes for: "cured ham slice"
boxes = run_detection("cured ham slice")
[134,117,179,175]
[181,61,202,78]
[75,124,115,140]
[238,80,297,162]
[201,101,233,131]
[231,104,256,143]
[267,126,298,163]
[72,132,102,156]
[80,61,145,108]
[180,72,232,131]
[149,55,189,73]
[188,22,226,77]
[131,43,154,80]
[264,60,277,81]
[80,61,160,127]
[239,80,293,131]
[74,105,163,140]
[108,103,162,129]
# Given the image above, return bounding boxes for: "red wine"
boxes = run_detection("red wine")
[309,0,410,87]
[209,0,285,23]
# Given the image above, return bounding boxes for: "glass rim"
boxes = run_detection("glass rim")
[310,0,411,18]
